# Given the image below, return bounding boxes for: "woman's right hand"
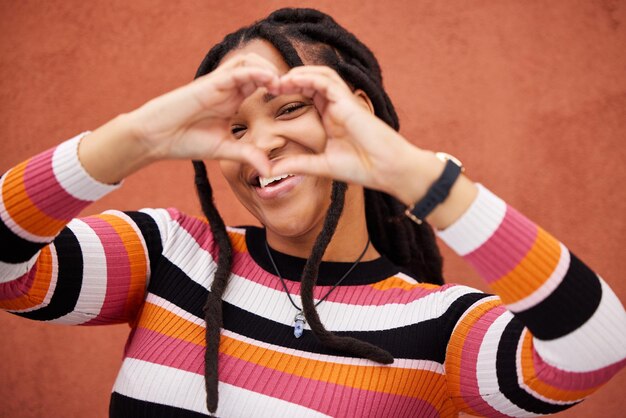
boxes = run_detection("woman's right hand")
[79,53,279,184]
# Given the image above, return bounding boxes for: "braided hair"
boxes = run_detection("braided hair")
[192,8,444,414]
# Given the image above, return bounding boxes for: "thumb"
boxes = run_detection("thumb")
[270,154,331,178]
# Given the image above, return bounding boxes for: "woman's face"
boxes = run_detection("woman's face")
[218,40,334,240]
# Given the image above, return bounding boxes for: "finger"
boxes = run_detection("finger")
[212,67,277,93]
[212,141,271,177]
[270,154,333,179]
[286,65,344,82]
[218,52,280,74]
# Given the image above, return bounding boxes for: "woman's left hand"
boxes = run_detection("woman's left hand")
[267,66,440,206]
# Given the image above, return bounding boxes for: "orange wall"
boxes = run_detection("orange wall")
[1,1,625,416]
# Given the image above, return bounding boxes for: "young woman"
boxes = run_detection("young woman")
[1,8,625,418]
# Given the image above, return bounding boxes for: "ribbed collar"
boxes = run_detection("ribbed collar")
[245,226,400,285]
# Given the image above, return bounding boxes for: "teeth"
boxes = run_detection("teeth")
[259,174,293,188]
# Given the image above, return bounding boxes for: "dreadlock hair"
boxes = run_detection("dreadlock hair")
[191,8,445,414]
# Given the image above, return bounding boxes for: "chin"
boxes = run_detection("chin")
[260,209,323,239]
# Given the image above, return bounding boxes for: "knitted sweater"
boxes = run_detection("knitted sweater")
[1,134,625,418]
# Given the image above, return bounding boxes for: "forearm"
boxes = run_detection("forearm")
[78,113,159,185]
[383,143,478,231]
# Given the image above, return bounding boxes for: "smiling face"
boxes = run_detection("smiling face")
[218,39,337,247]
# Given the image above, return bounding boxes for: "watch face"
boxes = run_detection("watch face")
[435,152,465,172]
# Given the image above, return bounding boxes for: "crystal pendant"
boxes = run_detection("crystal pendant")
[294,312,306,338]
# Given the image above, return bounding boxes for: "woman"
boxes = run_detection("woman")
[1,8,625,417]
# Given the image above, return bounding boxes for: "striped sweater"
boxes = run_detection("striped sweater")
[1,133,625,417]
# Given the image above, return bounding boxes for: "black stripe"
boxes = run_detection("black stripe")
[514,252,601,340]
[245,225,401,285]
[110,392,209,418]
[496,319,578,414]
[0,216,47,263]
[149,258,491,362]
[125,211,164,274]
[16,228,84,321]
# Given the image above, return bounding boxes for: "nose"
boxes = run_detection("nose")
[247,126,287,157]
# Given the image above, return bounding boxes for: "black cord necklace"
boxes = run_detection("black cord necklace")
[264,238,371,338]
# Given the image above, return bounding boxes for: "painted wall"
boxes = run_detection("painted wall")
[1,1,625,416]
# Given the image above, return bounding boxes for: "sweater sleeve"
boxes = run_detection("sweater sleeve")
[438,184,626,416]
[0,134,169,325]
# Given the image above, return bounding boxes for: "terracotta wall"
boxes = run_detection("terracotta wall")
[1,1,625,416]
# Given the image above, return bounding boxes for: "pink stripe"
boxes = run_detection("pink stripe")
[126,328,441,417]
[465,206,538,284]
[222,352,441,417]
[0,268,37,300]
[532,350,626,391]
[458,304,510,418]
[22,149,88,221]
[81,217,131,325]
[127,327,205,373]
[172,211,217,255]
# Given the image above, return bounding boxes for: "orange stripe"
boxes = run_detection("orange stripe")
[0,246,54,311]
[490,228,561,304]
[519,330,597,401]
[445,298,501,415]
[94,214,148,319]
[137,302,206,345]
[370,276,439,291]
[228,229,248,253]
[2,161,68,237]
[138,302,448,400]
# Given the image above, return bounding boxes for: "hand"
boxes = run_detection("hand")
[267,66,435,205]
[128,53,280,175]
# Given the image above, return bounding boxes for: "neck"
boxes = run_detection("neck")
[265,185,380,262]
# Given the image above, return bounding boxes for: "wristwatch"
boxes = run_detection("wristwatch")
[404,152,464,225]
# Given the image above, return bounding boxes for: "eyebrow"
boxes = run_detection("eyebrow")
[262,93,277,103]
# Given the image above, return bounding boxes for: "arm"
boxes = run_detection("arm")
[0,135,165,324]
[1,53,280,323]
[439,185,626,416]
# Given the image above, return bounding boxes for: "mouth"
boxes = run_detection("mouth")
[251,173,303,200]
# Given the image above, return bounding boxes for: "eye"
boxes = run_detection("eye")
[276,102,310,119]
[231,125,247,139]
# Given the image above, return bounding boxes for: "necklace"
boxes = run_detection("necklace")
[264,238,371,338]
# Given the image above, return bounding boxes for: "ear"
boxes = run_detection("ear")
[353,89,375,114]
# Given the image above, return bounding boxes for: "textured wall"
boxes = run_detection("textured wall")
[1,1,625,416]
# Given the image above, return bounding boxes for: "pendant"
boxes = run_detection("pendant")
[294,312,306,338]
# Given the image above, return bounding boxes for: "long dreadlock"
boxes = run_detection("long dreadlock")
[192,8,444,414]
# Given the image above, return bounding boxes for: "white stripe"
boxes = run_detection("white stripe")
[8,244,59,313]
[0,256,38,284]
[436,184,506,256]
[534,277,626,372]
[54,219,108,325]
[394,272,419,285]
[52,133,121,201]
[224,272,479,331]
[113,358,330,418]
[506,243,570,312]
[138,207,171,246]
[474,310,543,417]
[161,218,217,289]
[0,172,54,243]
[103,210,152,287]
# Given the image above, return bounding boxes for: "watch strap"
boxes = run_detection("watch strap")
[405,159,463,224]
